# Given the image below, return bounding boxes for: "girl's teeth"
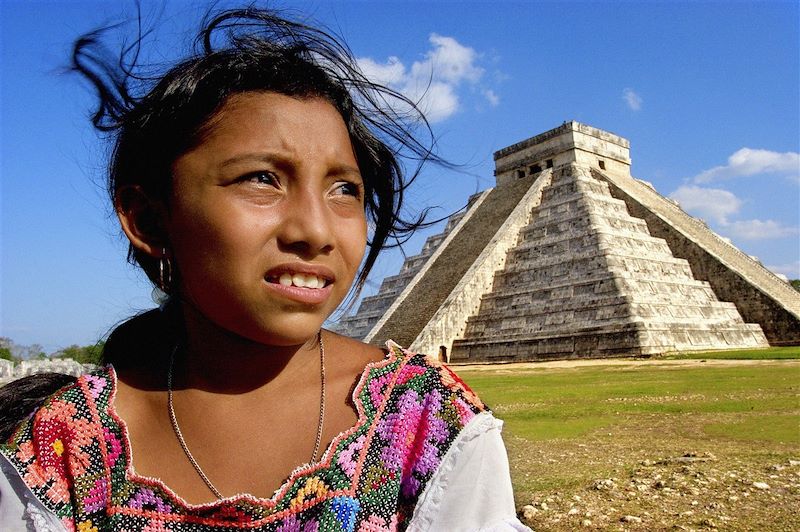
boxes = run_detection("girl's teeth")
[276,273,324,289]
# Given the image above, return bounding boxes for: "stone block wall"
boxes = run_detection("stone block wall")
[409,170,553,357]
[451,163,767,363]
[0,359,96,386]
[332,193,481,339]
[366,173,538,348]
[600,170,800,345]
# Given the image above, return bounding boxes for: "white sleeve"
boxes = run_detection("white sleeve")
[407,411,531,532]
[0,452,67,532]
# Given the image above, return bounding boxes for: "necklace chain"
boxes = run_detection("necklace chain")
[167,331,326,500]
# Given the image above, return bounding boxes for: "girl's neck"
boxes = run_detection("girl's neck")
[175,300,321,395]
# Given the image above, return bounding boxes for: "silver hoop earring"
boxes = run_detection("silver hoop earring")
[159,248,173,293]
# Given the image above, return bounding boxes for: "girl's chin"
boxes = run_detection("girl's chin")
[179,296,330,347]
[230,319,328,347]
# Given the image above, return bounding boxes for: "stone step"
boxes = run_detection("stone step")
[486,274,726,308]
[463,300,745,335]
[370,173,539,347]
[533,190,630,221]
[461,316,764,342]
[451,322,767,363]
[498,256,696,284]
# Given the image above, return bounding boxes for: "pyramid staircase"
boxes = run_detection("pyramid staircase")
[449,163,767,362]
[333,191,485,340]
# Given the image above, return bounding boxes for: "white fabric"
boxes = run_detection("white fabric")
[0,452,67,532]
[0,412,530,531]
[408,411,530,531]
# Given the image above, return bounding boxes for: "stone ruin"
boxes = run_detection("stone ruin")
[333,122,800,363]
[0,358,96,386]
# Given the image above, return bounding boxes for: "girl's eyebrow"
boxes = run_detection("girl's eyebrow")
[217,152,291,170]
[328,164,363,180]
[218,153,361,178]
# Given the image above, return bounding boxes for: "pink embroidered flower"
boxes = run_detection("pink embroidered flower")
[395,365,426,386]
[83,375,107,399]
[337,434,366,478]
[376,388,450,497]
[357,513,398,531]
[103,427,122,468]
[368,372,392,406]
[81,477,108,513]
[21,399,97,501]
[452,396,477,426]
[142,518,171,532]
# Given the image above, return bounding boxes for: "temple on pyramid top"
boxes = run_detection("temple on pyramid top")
[494,121,631,185]
[333,122,800,362]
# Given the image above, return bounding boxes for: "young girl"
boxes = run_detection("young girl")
[0,7,527,531]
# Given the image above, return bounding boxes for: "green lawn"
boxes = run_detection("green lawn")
[460,362,800,442]
[662,345,800,360]
[456,358,800,529]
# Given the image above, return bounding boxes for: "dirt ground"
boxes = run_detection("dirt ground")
[457,358,800,531]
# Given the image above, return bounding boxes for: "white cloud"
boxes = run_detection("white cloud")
[669,185,742,225]
[357,56,406,86]
[726,219,799,240]
[404,81,459,123]
[483,89,500,106]
[622,88,642,111]
[357,34,494,122]
[670,184,799,242]
[417,34,483,84]
[692,148,800,183]
[768,261,800,279]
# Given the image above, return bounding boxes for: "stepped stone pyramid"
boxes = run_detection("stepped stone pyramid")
[334,122,800,362]
[334,196,480,339]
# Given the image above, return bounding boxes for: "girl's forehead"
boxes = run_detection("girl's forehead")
[175,92,358,173]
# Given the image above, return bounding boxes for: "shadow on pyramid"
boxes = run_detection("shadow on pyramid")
[333,122,800,363]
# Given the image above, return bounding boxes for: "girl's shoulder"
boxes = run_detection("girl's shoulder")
[374,340,487,417]
[2,366,113,446]
[1,367,115,521]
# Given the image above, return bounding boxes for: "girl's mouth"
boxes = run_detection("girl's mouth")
[266,272,330,289]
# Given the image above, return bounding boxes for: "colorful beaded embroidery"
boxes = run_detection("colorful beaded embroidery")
[1,342,485,531]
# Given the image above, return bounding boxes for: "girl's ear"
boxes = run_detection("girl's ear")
[115,185,169,257]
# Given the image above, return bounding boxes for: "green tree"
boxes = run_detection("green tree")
[57,342,105,365]
[791,279,800,292]
[0,346,15,362]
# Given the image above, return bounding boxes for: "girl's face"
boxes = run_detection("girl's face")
[166,92,367,346]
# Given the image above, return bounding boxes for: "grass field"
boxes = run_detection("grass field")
[457,354,800,531]
[663,346,800,360]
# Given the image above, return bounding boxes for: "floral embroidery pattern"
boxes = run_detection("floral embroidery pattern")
[1,343,485,530]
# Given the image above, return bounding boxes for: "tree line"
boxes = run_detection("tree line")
[0,337,104,366]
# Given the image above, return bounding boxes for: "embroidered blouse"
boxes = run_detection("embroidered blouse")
[0,343,529,531]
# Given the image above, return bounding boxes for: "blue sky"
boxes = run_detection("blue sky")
[1,1,798,351]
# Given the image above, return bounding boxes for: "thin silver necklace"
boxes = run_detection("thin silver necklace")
[167,331,326,500]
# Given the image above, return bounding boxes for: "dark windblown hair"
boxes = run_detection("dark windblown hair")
[75,6,442,294]
[0,6,445,441]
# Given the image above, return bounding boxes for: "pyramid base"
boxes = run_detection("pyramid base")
[449,322,768,363]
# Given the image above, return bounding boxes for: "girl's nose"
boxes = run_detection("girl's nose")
[277,188,334,256]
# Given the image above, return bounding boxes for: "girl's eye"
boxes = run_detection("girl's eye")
[241,171,279,186]
[332,182,361,198]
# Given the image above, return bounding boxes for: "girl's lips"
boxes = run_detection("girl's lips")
[263,278,334,305]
